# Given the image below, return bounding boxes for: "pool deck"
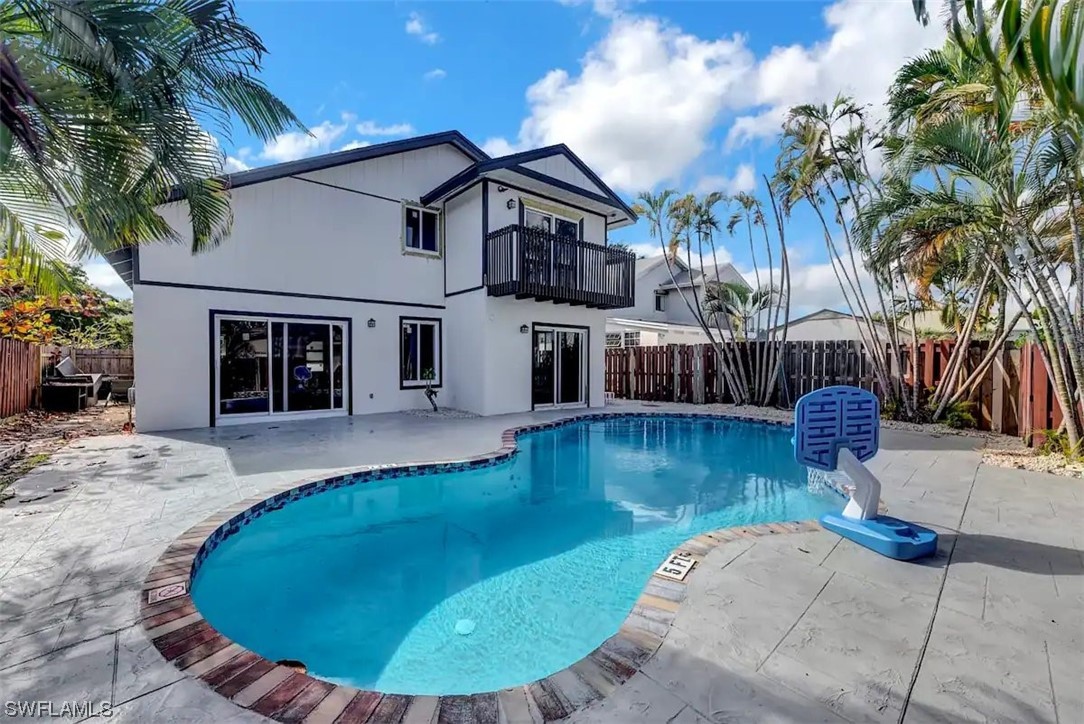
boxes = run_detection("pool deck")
[0,403,1080,723]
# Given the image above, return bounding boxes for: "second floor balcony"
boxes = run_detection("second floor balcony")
[483,225,636,310]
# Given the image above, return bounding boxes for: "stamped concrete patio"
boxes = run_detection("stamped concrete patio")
[0,403,1080,723]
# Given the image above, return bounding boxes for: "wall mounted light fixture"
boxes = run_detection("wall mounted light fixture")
[497,185,508,193]
[519,324,529,334]
[506,199,517,210]
[367,318,376,328]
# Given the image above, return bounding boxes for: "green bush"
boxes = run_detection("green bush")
[942,400,977,429]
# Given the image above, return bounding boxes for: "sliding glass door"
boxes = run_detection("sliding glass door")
[216,314,347,423]
[532,325,587,409]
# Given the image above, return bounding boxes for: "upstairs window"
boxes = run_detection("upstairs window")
[401,318,442,388]
[524,206,578,239]
[654,292,667,312]
[403,205,440,255]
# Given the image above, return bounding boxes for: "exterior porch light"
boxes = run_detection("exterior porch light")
[367,318,376,328]
[520,324,529,334]
[506,199,517,210]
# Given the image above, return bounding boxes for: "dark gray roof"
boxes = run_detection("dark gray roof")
[166,131,489,203]
[657,262,748,290]
[419,144,638,223]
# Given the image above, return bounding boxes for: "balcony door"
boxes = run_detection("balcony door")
[214,313,347,425]
[523,207,579,288]
[532,325,587,409]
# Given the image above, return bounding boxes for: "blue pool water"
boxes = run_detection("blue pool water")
[191,416,838,695]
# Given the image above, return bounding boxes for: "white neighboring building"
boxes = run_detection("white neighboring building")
[605,255,748,346]
[764,308,890,342]
[107,132,638,431]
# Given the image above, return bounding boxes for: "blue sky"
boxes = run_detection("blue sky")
[87,0,947,315]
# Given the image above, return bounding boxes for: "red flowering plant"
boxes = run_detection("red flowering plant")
[0,260,101,344]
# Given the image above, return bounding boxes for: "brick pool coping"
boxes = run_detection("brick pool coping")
[138,412,841,723]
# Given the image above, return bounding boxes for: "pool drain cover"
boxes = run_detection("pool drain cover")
[455,619,476,636]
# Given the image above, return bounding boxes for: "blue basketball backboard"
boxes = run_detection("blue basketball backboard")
[794,386,880,472]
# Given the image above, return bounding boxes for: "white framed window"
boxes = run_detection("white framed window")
[524,206,579,239]
[606,332,623,348]
[654,291,667,312]
[403,204,440,256]
[623,331,640,347]
[400,317,442,388]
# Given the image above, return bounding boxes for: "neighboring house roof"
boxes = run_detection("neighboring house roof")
[766,308,887,333]
[166,131,489,203]
[418,144,638,225]
[634,255,688,279]
[607,318,708,332]
[656,262,748,291]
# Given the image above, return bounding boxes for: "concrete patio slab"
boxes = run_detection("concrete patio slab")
[0,402,1080,723]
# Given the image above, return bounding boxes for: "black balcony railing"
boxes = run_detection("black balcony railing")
[483,225,636,310]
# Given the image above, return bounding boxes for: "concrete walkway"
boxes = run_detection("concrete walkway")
[0,405,1080,722]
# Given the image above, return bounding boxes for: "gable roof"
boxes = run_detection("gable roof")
[657,262,748,290]
[766,308,888,332]
[166,131,489,203]
[419,144,638,224]
[635,254,688,279]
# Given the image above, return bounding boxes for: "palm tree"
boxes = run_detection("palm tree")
[858,112,1083,443]
[631,190,679,259]
[912,0,1084,126]
[703,281,777,341]
[1,0,303,287]
[775,96,914,416]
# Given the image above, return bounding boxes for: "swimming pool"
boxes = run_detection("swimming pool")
[190,415,838,696]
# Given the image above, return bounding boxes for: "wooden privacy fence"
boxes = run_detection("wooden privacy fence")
[605,341,885,408]
[605,340,1057,443]
[0,338,41,419]
[43,346,134,378]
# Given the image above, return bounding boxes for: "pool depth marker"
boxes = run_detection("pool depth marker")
[794,386,937,561]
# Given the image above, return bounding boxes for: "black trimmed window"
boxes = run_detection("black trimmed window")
[403,204,440,255]
[606,332,623,348]
[623,331,640,347]
[654,291,667,312]
[400,317,442,388]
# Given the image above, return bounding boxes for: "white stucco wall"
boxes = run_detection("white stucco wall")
[133,284,444,431]
[780,316,888,342]
[444,184,483,293]
[519,156,607,198]
[486,184,607,245]
[442,290,487,414]
[482,297,606,415]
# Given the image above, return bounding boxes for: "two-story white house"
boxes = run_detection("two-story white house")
[605,255,748,347]
[105,131,638,431]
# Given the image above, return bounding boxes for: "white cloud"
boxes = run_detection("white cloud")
[405,12,440,44]
[354,121,415,137]
[733,251,877,318]
[696,163,757,195]
[81,258,131,300]
[484,16,753,192]
[424,68,447,81]
[224,156,250,173]
[260,119,350,163]
[488,0,944,192]
[726,0,946,148]
[481,137,519,158]
[338,140,372,151]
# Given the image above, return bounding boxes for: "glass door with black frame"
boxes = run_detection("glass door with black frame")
[532,329,555,407]
[218,319,270,416]
[556,330,584,405]
[285,323,332,412]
